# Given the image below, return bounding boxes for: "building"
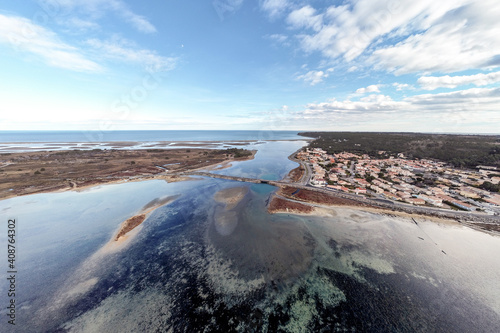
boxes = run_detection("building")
[405,198,425,205]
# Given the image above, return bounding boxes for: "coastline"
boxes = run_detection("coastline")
[0,147,256,201]
[267,187,500,234]
[268,151,500,234]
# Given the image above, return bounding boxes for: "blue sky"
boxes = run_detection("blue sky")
[1,0,499,133]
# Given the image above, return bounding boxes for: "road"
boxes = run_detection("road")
[179,150,499,224]
[287,148,311,185]
[180,170,499,224]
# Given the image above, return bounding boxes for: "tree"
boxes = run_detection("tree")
[480,181,500,192]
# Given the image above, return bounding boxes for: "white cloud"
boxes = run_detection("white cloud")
[213,0,244,20]
[418,71,500,90]
[265,33,289,45]
[286,1,462,62]
[64,17,100,32]
[405,87,500,108]
[295,87,500,132]
[306,94,403,114]
[370,1,500,74]
[0,14,102,72]
[305,87,500,116]
[261,0,290,19]
[282,1,500,75]
[45,0,157,33]
[392,83,413,91]
[287,5,323,31]
[355,84,380,94]
[296,70,330,85]
[86,38,177,72]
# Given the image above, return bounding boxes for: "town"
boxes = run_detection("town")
[297,148,500,216]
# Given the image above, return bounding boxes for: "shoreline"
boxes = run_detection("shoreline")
[0,138,312,154]
[273,150,500,232]
[0,148,256,201]
[267,189,500,234]
[114,195,180,241]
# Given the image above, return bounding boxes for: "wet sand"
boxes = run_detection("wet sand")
[214,186,249,210]
[213,186,249,236]
[114,195,179,241]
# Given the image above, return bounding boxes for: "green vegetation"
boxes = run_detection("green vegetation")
[480,181,500,193]
[365,175,375,183]
[300,132,500,168]
[225,148,253,158]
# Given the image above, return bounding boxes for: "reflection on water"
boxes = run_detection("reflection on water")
[212,141,306,180]
[1,140,500,332]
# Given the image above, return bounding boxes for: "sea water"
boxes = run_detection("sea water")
[0,130,307,143]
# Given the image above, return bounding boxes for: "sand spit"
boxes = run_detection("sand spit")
[214,186,249,210]
[37,194,180,325]
[213,186,249,236]
[114,195,179,241]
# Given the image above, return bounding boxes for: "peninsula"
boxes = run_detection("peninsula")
[0,147,255,200]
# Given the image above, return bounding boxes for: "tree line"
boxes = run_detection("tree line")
[299,132,500,169]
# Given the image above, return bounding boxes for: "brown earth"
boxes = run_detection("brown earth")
[268,196,313,214]
[284,165,305,183]
[278,186,379,208]
[0,148,255,200]
[115,214,146,240]
[113,195,180,241]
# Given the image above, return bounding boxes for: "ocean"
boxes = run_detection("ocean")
[0,130,307,143]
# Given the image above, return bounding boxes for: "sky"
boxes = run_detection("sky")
[0,0,499,133]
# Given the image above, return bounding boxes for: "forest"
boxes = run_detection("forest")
[299,132,500,168]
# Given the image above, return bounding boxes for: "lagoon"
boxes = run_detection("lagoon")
[1,139,499,332]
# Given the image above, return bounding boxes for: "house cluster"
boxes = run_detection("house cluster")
[297,148,500,215]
